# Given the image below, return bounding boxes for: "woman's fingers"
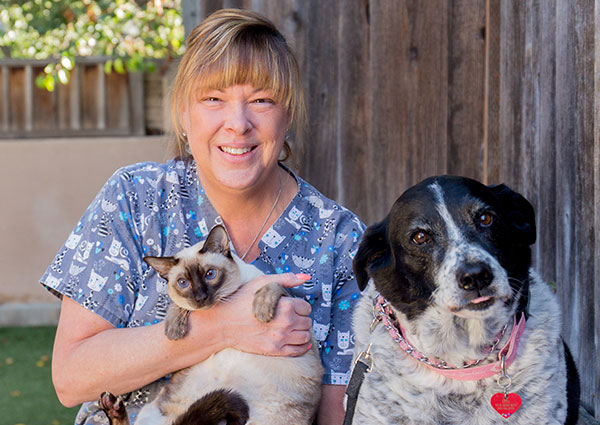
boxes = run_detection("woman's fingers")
[279,341,314,357]
[207,272,316,357]
[248,272,311,291]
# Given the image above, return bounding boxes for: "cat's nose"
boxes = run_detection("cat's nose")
[194,288,209,303]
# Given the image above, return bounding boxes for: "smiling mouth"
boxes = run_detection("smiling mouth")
[219,146,255,155]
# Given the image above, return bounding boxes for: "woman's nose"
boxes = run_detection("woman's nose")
[224,103,252,134]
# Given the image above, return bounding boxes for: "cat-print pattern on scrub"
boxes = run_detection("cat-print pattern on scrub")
[40,158,365,425]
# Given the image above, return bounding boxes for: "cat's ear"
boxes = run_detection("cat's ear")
[144,256,178,280]
[201,225,231,256]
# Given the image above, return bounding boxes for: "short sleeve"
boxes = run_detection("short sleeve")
[40,168,147,328]
[319,213,365,385]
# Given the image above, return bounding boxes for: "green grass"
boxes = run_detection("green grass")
[0,326,80,425]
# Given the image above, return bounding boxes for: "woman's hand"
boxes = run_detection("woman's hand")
[52,273,313,407]
[189,273,314,357]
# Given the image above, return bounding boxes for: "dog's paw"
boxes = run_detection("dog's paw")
[99,391,128,421]
[253,282,287,323]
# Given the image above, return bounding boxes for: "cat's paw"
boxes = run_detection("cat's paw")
[164,305,190,340]
[99,391,128,422]
[164,320,188,340]
[253,282,287,323]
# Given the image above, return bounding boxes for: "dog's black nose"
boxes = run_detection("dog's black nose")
[457,262,493,291]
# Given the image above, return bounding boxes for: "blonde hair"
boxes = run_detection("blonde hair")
[171,8,305,160]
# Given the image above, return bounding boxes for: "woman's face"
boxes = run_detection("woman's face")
[184,84,288,193]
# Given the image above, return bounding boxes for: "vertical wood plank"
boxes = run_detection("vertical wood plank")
[82,65,99,130]
[9,67,25,132]
[128,71,145,135]
[182,0,204,36]
[572,0,596,410]
[368,0,408,220]
[24,65,33,132]
[447,0,486,181]
[368,0,450,221]
[57,71,70,130]
[222,0,243,8]
[337,0,370,220]
[408,1,449,185]
[198,0,224,21]
[555,0,578,360]
[485,0,501,184]
[32,65,57,131]
[97,63,106,130]
[106,70,130,131]
[300,0,340,200]
[535,1,557,282]
[1,66,8,133]
[70,65,81,131]
[594,1,600,417]
[497,0,525,188]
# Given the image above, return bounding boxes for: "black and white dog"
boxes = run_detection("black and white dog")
[348,176,580,425]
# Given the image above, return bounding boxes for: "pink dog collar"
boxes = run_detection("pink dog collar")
[372,294,527,381]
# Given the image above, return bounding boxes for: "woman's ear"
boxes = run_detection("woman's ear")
[353,217,390,291]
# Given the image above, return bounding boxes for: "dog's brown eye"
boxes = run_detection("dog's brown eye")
[411,231,430,245]
[479,212,494,227]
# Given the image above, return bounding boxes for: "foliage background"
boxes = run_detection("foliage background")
[0,0,184,91]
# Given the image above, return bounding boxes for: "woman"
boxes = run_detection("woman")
[41,9,364,425]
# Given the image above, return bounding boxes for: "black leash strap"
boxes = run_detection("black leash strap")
[343,348,373,425]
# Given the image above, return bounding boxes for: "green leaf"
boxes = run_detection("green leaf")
[42,74,55,92]
[113,57,125,74]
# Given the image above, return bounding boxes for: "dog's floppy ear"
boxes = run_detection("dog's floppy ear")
[489,184,536,246]
[353,217,390,291]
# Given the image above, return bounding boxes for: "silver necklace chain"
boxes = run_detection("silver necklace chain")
[240,170,282,261]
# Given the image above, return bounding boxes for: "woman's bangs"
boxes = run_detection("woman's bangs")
[194,43,289,107]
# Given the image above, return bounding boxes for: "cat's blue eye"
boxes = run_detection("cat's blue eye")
[177,278,189,289]
[205,269,217,280]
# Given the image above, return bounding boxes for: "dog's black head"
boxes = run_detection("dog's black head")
[353,175,535,321]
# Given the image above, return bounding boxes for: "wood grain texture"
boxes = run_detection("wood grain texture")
[0,59,146,138]
[486,0,598,414]
[447,0,486,180]
[179,1,600,416]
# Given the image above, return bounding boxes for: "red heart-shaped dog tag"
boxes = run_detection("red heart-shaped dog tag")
[490,392,522,418]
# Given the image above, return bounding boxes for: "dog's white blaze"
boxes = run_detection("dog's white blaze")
[430,183,465,244]
[428,183,512,319]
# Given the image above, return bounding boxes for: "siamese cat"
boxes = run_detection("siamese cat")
[99,225,323,425]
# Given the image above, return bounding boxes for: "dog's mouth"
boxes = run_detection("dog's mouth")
[464,296,495,310]
[450,296,496,312]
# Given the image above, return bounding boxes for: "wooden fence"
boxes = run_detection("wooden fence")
[0,57,145,138]
[185,0,599,417]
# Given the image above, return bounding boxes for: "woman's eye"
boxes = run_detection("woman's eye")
[478,212,494,227]
[251,98,273,104]
[205,269,217,280]
[177,278,189,289]
[411,231,431,245]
